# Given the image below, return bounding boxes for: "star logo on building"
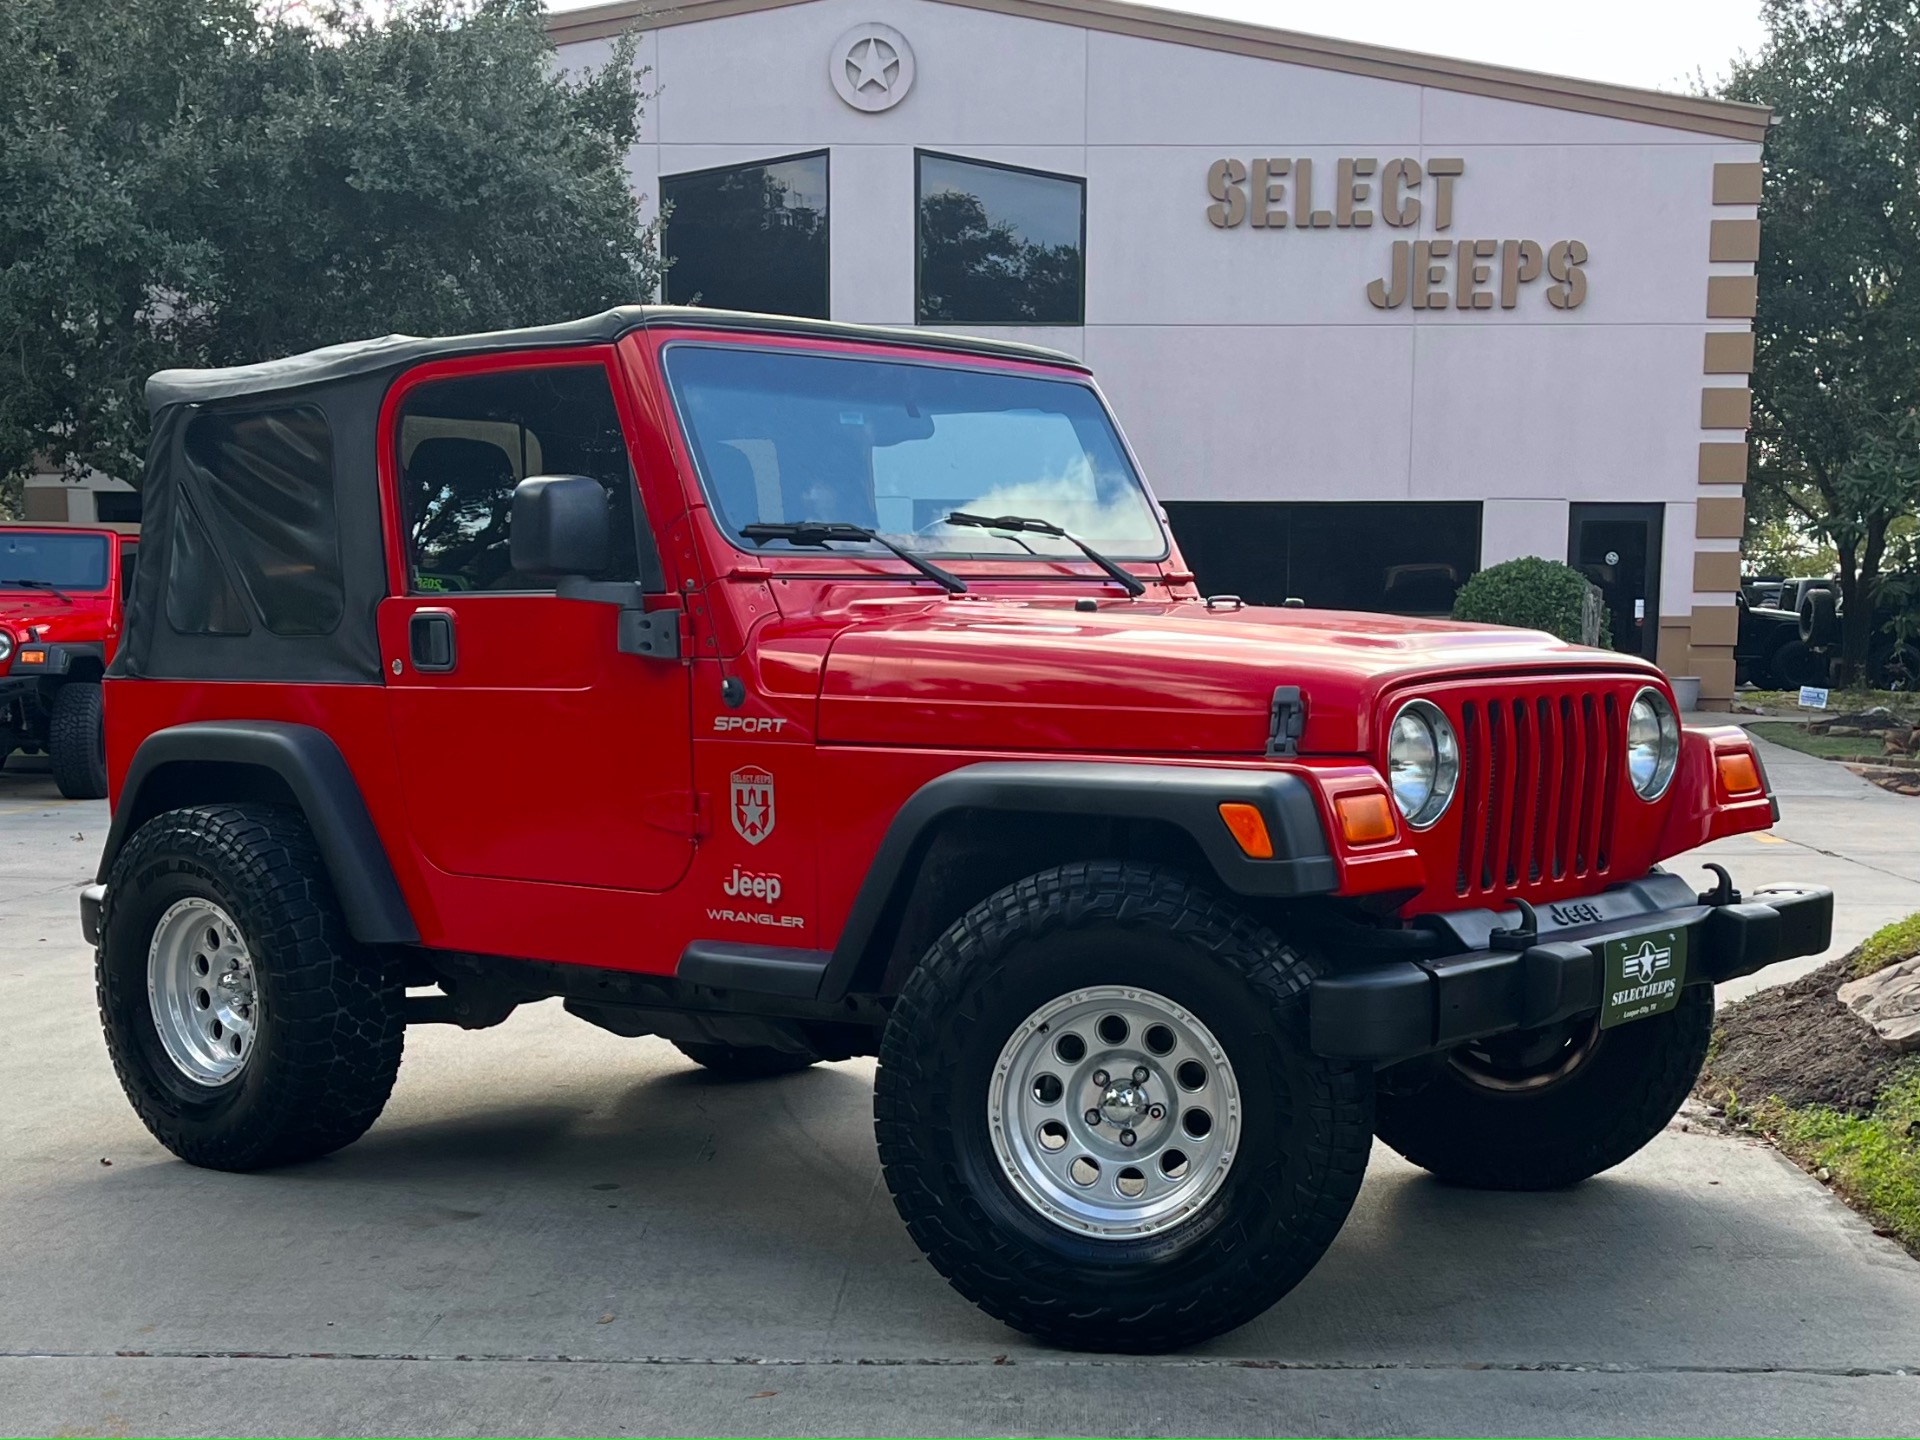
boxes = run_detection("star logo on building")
[830,23,915,112]
[846,35,899,94]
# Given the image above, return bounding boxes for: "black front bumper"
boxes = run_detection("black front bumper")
[1310,871,1833,1060]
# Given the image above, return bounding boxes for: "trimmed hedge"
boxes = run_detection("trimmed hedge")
[1451,556,1608,646]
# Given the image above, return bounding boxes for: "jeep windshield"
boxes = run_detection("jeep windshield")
[0,531,109,592]
[662,344,1168,564]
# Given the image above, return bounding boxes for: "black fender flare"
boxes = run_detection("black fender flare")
[96,720,419,945]
[815,761,1337,1001]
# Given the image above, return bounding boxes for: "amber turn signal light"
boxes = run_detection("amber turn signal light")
[1218,802,1274,859]
[1717,750,1762,796]
[17,648,46,666]
[1335,792,1398,845]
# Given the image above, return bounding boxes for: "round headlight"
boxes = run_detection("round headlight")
[1627,687,1680,800]
[0,630,12,663]
[1387,699,1460,829]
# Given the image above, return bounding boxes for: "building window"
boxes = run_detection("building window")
[93,490,142,524]
[916,152,1085,326]
[661,151,829,319]
[1162,501,1484,616]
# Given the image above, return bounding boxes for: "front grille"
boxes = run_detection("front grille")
[1454,691,1623,898]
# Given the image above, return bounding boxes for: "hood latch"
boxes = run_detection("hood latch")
[1267,686,1306,757]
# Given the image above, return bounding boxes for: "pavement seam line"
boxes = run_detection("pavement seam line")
[1,1351,1915,1377]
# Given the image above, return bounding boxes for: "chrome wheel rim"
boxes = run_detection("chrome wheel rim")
[988,985,1242,1239]
[1448,1016,1602,1093]
[147,898,260,1087]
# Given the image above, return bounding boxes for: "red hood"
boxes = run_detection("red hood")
[0,592,113,673]
[814,597,1660,754]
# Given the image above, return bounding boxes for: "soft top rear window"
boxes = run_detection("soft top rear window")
[177,404,343,636]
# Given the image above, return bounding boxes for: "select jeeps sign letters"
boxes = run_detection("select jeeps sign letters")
[1204,156,1588,311]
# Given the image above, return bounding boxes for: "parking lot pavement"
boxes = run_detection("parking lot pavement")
[3,747,1918,1437]
[1692,727,1920,1000]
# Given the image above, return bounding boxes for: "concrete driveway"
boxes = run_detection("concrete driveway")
[3,734,1918,1437]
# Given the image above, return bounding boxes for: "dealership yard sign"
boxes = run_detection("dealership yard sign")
[1204,157,1588,310]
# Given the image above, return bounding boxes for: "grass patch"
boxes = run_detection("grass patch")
[1748,1069,1920,1255]
[1744,687,1920,718]
[1857,912,1920,978]
[1746,720,1891,762]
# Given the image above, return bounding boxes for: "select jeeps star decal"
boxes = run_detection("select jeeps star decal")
[730,766,776,845]
[1620,938,1673,987]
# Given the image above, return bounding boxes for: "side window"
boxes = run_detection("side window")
[177,404,342,635]
[396,364,643,593]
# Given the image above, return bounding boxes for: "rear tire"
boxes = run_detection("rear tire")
[97,804,404,1171]
[1767,638,1825,690]
[49,681,107,799]
[673,1041,817,1079]
[1373,985,1713,1190]
[875,861,1372,1352]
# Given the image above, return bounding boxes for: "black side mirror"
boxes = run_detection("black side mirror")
[511,475,609,577]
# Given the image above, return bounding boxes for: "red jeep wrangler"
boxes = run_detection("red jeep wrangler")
[85,308,1830,1351]
[1,523,135,798]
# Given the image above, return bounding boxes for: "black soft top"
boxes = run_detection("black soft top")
[118,308,1084,688]
[145,306,1086,410]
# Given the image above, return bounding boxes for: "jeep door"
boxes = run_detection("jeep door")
[377,350,695,892]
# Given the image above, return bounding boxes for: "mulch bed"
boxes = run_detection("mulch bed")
[1695,949,1907,1116]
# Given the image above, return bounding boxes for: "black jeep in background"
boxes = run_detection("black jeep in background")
[1738,574,1920,691]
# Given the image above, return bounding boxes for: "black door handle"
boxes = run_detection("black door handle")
[409,610,456,672]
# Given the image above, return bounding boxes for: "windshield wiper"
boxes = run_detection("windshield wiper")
[0,577,71,603]
[740,522,968,595]
[943,512,1146,597]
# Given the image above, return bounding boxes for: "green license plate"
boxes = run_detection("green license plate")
[1600,927,1689,1029]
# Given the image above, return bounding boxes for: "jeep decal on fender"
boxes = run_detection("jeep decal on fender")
[730,766,776,845]
[723,865,782,903]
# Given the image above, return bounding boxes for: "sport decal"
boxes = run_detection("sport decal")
[730,766,776,845]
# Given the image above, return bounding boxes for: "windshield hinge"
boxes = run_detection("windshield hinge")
[1268,686,1306,757]
[557,577,683,660]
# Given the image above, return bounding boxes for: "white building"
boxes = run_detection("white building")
[553,0,1766,706]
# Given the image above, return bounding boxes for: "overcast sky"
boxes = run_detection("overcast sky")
[541,0,1768,93]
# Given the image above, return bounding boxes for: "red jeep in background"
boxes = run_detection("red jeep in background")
[84,308,1830,1351]
[1,524,134,798]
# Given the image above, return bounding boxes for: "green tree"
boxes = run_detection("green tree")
[0,0,659,511]
[1725,0,1920,679]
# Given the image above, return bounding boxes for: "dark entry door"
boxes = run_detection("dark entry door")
[1569,503,1663,660]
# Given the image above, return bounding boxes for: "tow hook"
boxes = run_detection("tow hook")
[1698,863,1741,907]
[1487,898,1540,952]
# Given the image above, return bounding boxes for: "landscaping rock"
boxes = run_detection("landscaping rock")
[1886,726,1915,754]
[1837,957,1920,1053]
[1827,724,1866,737]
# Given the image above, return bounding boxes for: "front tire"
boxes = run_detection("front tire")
[1373,985,1713,1191]
[875,862,1372,1352]
[49,681,107,799]
[97,804,405,1171]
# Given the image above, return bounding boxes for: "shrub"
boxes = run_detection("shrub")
[1451,556,1609,646]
